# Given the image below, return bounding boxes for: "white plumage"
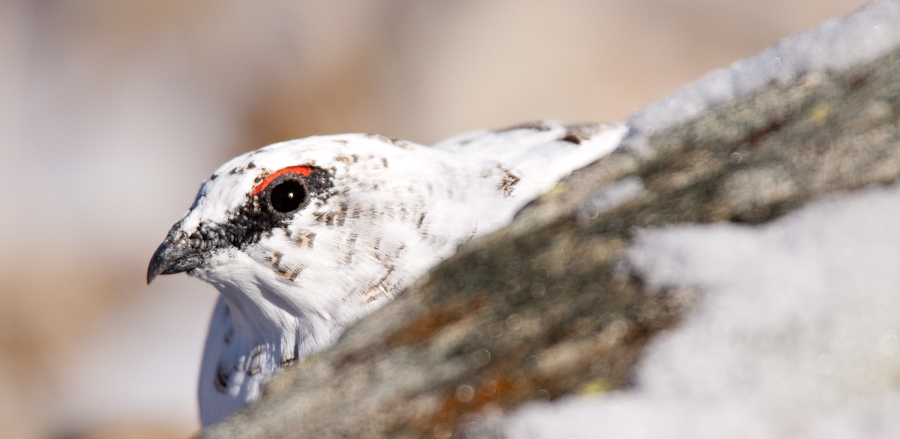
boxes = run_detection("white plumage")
[147,121,626,427]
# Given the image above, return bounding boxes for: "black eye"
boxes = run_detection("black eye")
[268,179,307,213]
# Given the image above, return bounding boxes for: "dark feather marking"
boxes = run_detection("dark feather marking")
[214,365,229,393]
[292,230,316,248]
[248,347,263,376]
[315,208,346,227]
[281,351,296,367]
[344,233,358,264]
[495,120,552,133]
[364,265,396,303]
[274,262,301,280]
[336,154,358,164]
[560,123,601,144]
[369,134,411,149]
[268,251,283,266]
[336,201,349,226]
[560,134,582,144]
[465,225,478,243]
[281,342,299,367]
[496,164,521,197]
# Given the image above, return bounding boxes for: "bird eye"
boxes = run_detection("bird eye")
[268,179,307,213]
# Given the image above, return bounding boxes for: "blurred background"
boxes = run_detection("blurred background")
[0,0,869,437]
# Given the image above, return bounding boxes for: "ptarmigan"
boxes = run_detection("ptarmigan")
[147,121,626,427]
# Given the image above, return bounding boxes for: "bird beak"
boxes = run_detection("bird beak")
[147,226,203,284]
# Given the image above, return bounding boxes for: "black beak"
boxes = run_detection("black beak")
[147,227,203,284]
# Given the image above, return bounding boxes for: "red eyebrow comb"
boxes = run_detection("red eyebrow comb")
[251,166,312,197]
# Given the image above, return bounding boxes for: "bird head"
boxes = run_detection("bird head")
[147,134,445,339]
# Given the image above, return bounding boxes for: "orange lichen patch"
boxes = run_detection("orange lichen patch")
[386,297,488,347]
[429,373,535,432]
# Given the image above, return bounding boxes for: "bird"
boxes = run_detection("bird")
[147,121,626,427]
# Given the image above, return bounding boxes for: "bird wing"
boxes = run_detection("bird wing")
[431,121,627,198]
[431,120,627,221]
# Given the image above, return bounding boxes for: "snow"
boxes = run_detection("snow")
[623,0,900,156]
[494,166,900,439]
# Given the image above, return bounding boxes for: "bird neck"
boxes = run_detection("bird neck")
[208,275,345,356]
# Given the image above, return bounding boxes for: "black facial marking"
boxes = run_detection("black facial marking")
[175,167,333,262]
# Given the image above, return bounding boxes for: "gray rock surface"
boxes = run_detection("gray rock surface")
[203,2,900,438]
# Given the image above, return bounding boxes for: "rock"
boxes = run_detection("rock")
[203,2,900,438]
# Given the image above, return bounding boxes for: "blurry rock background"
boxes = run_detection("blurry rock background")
[0,1,869,438]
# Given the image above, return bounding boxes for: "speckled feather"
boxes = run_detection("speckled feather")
[149,121,626,427]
